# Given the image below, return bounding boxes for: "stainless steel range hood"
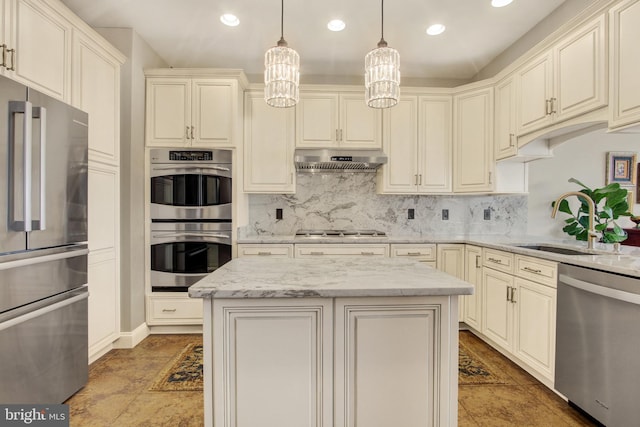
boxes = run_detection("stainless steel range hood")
[294,148,387,173]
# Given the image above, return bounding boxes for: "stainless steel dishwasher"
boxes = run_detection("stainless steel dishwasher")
[555,263,640,426]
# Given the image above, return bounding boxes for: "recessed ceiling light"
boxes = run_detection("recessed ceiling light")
[220,13,240,27]
[491,0,514,7]
[327,19,346,32]
[426,24,446,36]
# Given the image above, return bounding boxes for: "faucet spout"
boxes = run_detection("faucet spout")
[551,191,598,250]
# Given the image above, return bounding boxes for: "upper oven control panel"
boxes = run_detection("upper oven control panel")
[150,148,232,165]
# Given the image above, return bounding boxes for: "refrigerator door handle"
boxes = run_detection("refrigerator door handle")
[8,100,33,232]
[32,106,46,230]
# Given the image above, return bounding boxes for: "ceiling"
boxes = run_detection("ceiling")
[60,0,570,82]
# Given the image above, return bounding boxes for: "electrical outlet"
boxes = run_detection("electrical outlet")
[408,208,415,220]
[483,208,491,220]
[442,209,449,220]
[276,208,283,220]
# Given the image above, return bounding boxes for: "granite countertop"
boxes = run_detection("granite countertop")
[237,233,640,278]
[189,257,474,299]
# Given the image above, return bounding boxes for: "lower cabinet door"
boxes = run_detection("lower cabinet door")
[212,298,333,427]
[482,268,513,351]
[513,277,556,381]
[334,297,452,427]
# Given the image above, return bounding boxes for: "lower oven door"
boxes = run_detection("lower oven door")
[150,222,232,291]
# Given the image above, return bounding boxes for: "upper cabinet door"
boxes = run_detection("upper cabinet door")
[244,91,296,193]
[516,51,553,135]
[339,93,382,148]
[12,0,72,101]
[419,95,452,193]
[609,0,640,130]
[378,96,419,193]
[191,80,234,147]
[296,93,339,147]
[453,87,494,193]
[554,14,607,122]
[495,76,517,160]
[145,78,191,147]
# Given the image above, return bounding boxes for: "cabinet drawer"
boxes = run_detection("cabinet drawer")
[237,244,293,258]
[483,248,515,273]
[390,244,437,261]
[149,297,203,323]
[295,244,389,258]
[515,255,557,288]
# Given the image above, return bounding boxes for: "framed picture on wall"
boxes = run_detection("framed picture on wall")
[606,152,637,185]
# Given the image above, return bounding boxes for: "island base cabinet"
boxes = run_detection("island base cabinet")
[334,297,457,427]
[210,298,333,427]
[206,295,459,427]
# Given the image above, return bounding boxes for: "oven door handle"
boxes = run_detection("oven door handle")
[559,274,640,305]
[150,166,232,178]
[151,233,230,239]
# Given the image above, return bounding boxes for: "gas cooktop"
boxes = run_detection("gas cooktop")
[294,229,387,238]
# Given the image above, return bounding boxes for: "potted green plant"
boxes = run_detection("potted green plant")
[552,178,633,243]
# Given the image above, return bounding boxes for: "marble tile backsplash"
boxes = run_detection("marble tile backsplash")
[244,173,527,236]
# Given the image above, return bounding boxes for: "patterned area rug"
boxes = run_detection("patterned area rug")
[150,341,505,391]
[149,343,204,391]
[459,342,508,385]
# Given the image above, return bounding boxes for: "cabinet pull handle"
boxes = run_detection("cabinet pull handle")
[340,129,343,142]
[488,171,493,184]
[509,133,515,147]
[488,257,502,264]
[414,174,418,186]
[407,252,422,256]
[335,129,339,142]
[545,99,551,115]
[511,288,517,304]
[360,251,375,255]
[6,48,15,71]
[257,252,272,256]
[0,44,6,68]
[506,286,511,301]
[191,126,194,139]
[162,308,177,313]
[475,255,481,268]
[550,97,557,114]
[186,126,191,139]
[310,251,324,255]
[523,266,543,274]
[290,172,293,184]
[418,174,422,185]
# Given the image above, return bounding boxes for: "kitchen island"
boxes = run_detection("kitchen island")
[189,257,474,427]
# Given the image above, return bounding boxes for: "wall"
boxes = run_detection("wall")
[244,173,527,237]
[527,128,639,239]
[97,28,168,334]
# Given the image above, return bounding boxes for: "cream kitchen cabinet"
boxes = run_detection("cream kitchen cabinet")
[453,86,494,193]
[147,294,203,326]
[609,0,640,130]
[494,76,517,160]
[2,0,72,101]
[243,90,296,193]
[145,75,240,148]
[463,245,483,331]
[517,14,607,136]
[237,243,294,258]
[295,243,389,258]
[481,249,557,384]
[436,244,465,321]
[295,91,382,148]
[390,243,437,267]
[377,95,452,194]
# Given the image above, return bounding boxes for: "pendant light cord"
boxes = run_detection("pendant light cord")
[381,0,384,40]
[281,0,284,40]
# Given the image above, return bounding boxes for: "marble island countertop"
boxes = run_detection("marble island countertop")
[189,257,474,299]
[237,233,640,278]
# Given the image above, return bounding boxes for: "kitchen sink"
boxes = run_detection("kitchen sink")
[515,245,594,256]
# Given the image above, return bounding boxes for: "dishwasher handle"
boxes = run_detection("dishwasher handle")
[559,274,640,306]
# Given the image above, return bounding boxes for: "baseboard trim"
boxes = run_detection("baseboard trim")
[148,325,203,334]
[113,323,151,349]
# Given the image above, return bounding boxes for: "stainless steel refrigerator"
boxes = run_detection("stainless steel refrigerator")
[0,75,89,403]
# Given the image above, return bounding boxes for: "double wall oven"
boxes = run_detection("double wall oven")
[150,148,232,292]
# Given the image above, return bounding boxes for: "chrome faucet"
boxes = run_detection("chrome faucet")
[551,191,598,250]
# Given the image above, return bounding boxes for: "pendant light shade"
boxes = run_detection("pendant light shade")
[264,0,299,108]
[365,0,400,109]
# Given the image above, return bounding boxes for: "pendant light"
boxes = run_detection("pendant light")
[264,0,300,108]
[365,0,400,109]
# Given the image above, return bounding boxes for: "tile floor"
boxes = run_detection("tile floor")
[66,331,598,426]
